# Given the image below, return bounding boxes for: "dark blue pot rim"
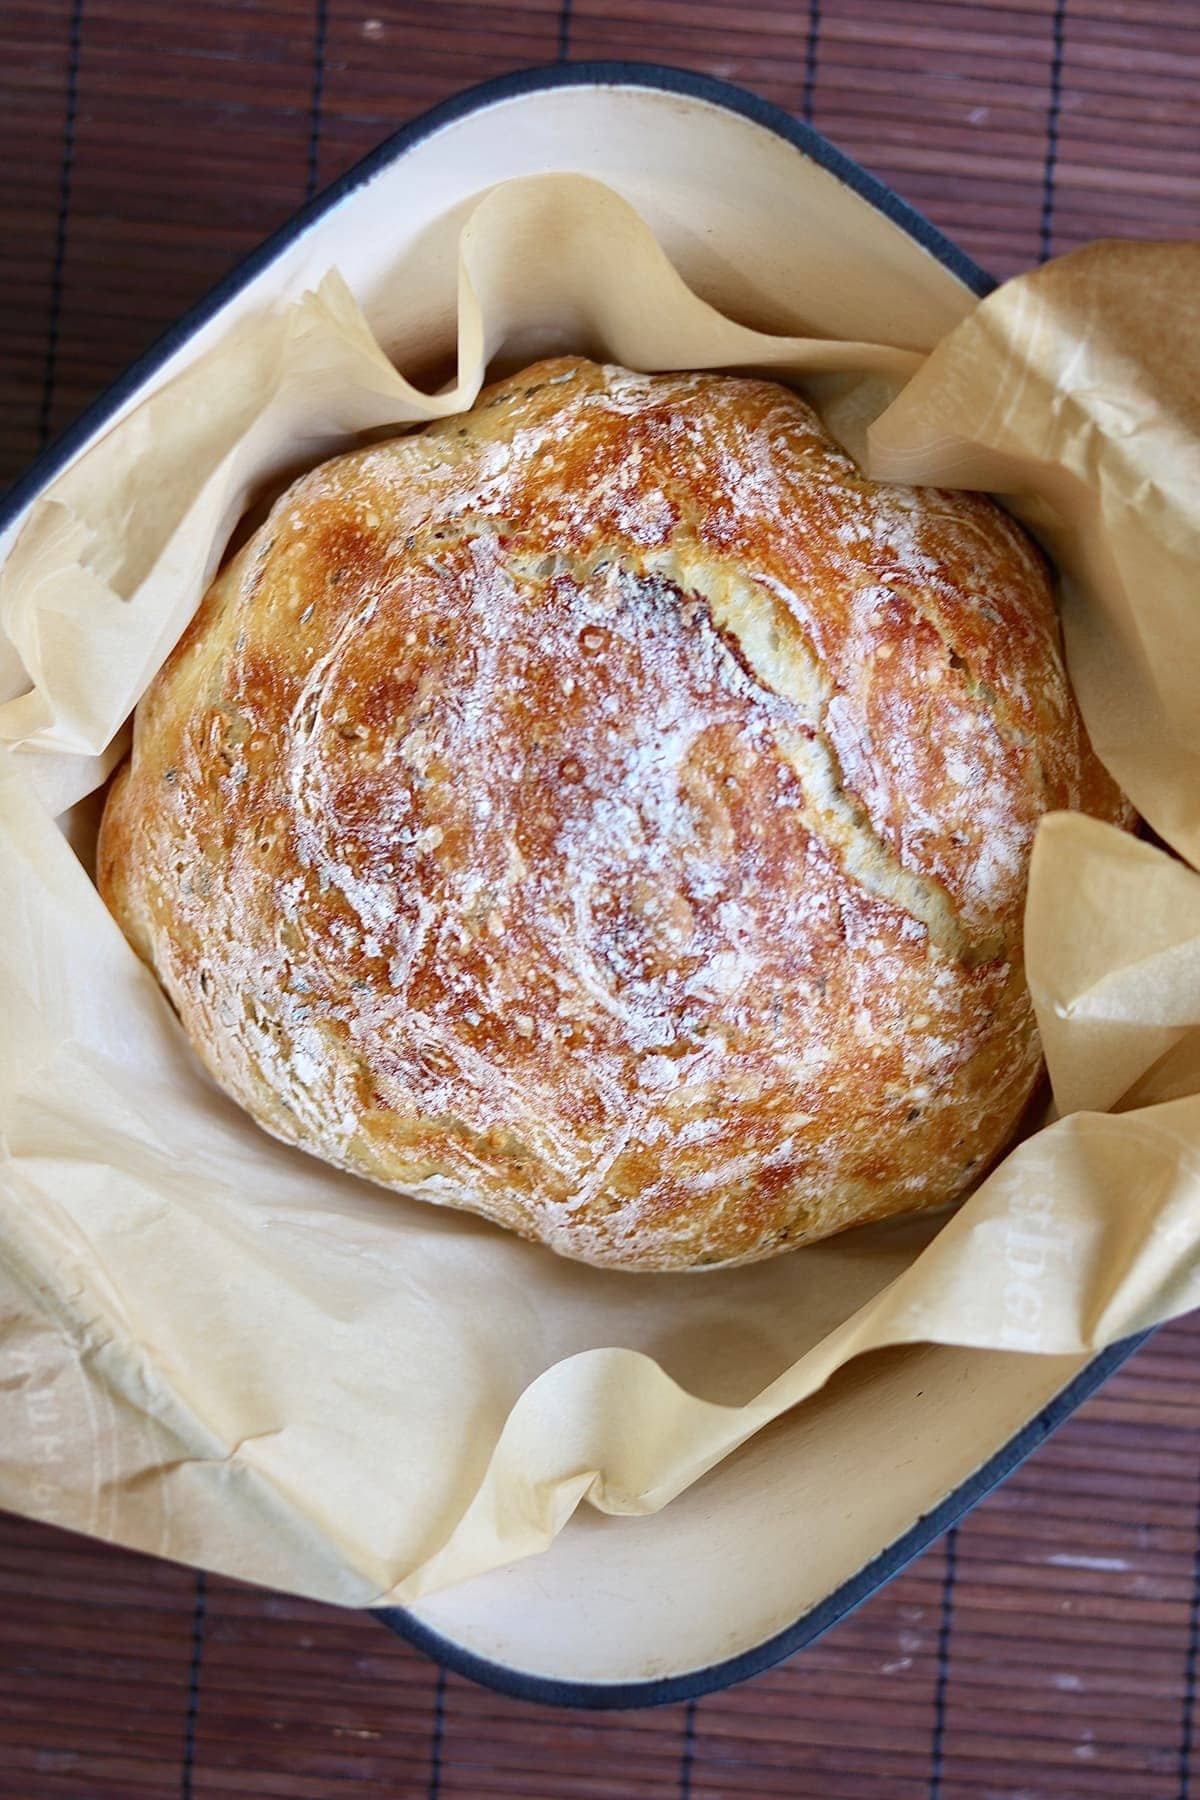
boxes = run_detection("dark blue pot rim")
[0,56,1145,1711]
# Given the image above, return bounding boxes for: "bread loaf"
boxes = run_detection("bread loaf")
[98,358,1129,1270]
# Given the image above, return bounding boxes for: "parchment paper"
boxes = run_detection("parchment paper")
[1,177,1198,1607]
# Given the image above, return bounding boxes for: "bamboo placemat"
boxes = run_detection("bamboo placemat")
[2,2,1199,1794]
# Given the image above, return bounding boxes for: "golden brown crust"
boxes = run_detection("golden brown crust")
[98,358,1130,1270]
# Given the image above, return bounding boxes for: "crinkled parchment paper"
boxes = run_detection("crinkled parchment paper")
[1,178,1198,1606]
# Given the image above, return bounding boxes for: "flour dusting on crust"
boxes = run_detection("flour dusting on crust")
[97,359,1130,1270]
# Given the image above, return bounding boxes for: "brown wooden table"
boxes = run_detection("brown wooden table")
[3,3,1200,1795]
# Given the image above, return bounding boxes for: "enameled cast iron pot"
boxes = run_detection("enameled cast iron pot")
[0,61,1145,1708]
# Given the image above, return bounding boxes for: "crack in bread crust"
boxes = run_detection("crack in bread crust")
[505,542,984,962]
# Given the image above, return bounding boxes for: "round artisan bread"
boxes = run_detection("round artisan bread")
[98,357,1128,1271]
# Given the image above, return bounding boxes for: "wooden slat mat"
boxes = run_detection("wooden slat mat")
[2,2,1199,1795]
